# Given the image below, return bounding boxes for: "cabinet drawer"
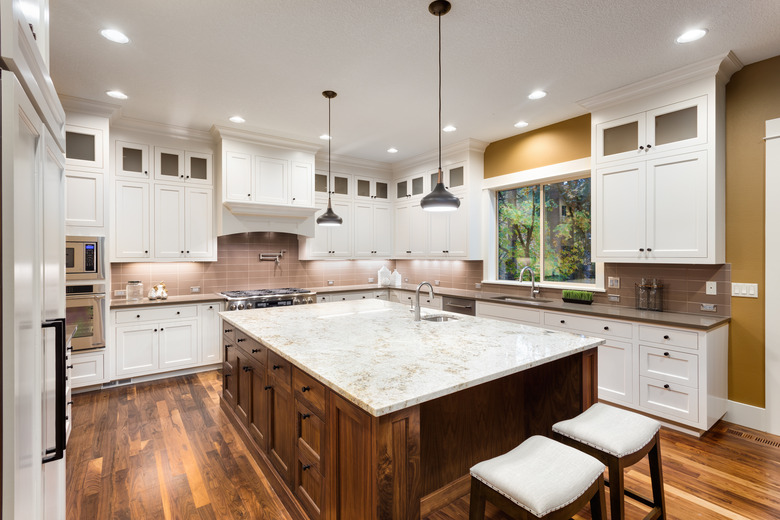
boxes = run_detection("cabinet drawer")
[222,321,236,342]
[70,351,106,388]
[268,350,292,386]
[476,302,541,325]
[295,460,324,520]
[296,400,325,467]
[639,325,698,350]
[235,329,266,365]
[545,312,632,339]
[639,376,699,423]
[640,345,698,388]
[115,305,197,324]
[293,368,326,417]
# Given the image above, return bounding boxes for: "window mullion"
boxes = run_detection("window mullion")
[539,183,545,284]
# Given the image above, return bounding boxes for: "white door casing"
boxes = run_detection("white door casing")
[765,118,780,435]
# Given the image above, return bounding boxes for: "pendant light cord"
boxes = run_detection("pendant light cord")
[438,10,442,181]
[328,96,332,202]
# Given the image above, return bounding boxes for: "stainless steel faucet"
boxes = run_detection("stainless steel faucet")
[518,266,541,299]
[414,281,435,321]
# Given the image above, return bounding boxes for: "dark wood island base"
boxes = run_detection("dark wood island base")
[220,324,597,520]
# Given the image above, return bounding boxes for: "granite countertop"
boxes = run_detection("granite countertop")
[309,283,730,331]
[110,293,226,309]
[220,299,604,417]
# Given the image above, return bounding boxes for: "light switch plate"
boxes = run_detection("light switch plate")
[115,289,126,297]
[608,277,620,289]
[368,277,375,283]
[705,281,717,295]
[607,294,620,302]
[434,280,440,286]
[731,282,759,298]
[701,303,717,312]
[190,286,201,294]
[327,280,334,286]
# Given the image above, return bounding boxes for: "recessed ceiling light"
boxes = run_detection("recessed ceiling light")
[514,120,529,128]
[442,125,456,132]
[676,28,708,44]
[229,116,245,123]
[106,90,128,100]
[528,90,547,100]
[387,147,398,153]
[320,134,331,140]
[100,29,130,44]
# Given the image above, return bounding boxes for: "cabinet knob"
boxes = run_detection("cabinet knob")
[224,329,233,333]
[252,348,261,353]
[180,175,184,178]
[639,145,645,150]
[67,401,74,406]
[242,366,252,372]
[237,338,245,342]
[160,328,164,331]
[302,413,311,420]
[560,320,565,324]
[647,248,652,252]
[144,171,148,175]
[273,364,282,370]
[209,306,213,309]
[301,386,311,392]
[663,335,670,340]
[181,251,184,253]
[646,144,652,149]
[664,352,670,357]
[264,385,272,390]
[145,250,148,254]
[639,248,645,252]
[302,464,312,471]
[247,194,251,197]
[137,314,141,318]
[176,311,180,315]
[603,326,609,331]
[154,329,158,332]
[66,365,73,370]
[663,384,670,389]
[292,197,295,200]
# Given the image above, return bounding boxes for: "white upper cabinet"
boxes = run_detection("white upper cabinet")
[153,185,216,261]
[314,171,351,200]
[225,151,252,201]
[185,151,213,185]
[65,125,104,170]
[301,199,353,258]
[290,162,314,207]
[114,180,151,259]
[185,187,216,259]
[254,156,288,204]
[116,141,150,179]
[353,202,392,258]
[428,163,466,193]
[154,184,186,259]
[355,176,390,202]
[154,146,184,182]
[65,170,104,229]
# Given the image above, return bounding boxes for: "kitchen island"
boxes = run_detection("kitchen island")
[219,300,604,520]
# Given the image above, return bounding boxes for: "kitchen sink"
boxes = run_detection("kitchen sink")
[421,314,459,322]
[489,295,553,304]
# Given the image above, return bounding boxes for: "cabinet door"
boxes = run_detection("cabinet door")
[594,162,646,259]
[268,380,294,486]
[595,113,645,164]
[154,146,184,182]
[329,201,352,257]
[307,199,333,258]
[115,141,149,179]
[250,367,269,451]
[224,344,238,407]
[185,151,212,185]
[254,156,288,204]
[394,203,411,256]
[373,204,393,257]
[65,125,104,170]
[235,354,253,426]
[225,151,252,201]
[116,324,158,376]
[185,187,215,259]
[646,96,707,155]
[199,303,221,364]
[409,202,427,255]
[447,198,468,256]
[353,202,374,257]
[598,340,634,406]
[428,212,448,256]
[646,150,708,259]
[154,184,185,259]
[290,162,313,206]
[158,319,199,370]
[114,180,150,259]
[65,170,104,229]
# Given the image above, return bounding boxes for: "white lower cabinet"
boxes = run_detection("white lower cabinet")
[477,302,728,433]
[323,290,388,303]
[69,351,107,388]
[199,302,222,364]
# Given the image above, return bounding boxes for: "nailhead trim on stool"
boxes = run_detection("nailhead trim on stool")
[553,403,667,520]
[469,435,607,520]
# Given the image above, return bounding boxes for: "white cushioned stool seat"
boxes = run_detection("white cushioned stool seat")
[469,435,605,518]
[552,402,661,457]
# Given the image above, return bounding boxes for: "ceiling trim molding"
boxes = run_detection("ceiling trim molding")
[392,138,489,172]
[60,95,120,118]
[112,116,213,143]
[314,153,393,176]
[578,51,744,112]
[211,125,322,153]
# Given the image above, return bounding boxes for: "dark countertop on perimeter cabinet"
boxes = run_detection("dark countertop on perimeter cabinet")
[109,293,226,309]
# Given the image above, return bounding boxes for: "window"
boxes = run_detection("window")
[497,176,596,286]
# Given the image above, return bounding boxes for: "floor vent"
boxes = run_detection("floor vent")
[726,428,780,448]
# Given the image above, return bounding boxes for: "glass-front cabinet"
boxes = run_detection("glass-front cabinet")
[595,95,707,164]
[65,125,104,170]
[395,172,426,200]
[429,163,466,192]
[116,141,150,179]
[314,172,351,199]
[355,176,389,201]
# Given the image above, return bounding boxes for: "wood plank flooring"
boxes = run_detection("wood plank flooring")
[66,370,780,520]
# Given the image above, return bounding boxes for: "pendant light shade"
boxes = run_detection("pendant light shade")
[421,0,460,212]
[317,90,343,226]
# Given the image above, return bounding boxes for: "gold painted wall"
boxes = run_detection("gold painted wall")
[484,114,590,177]
[724,55,780,407]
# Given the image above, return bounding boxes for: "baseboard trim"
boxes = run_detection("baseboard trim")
[724,400,767,432]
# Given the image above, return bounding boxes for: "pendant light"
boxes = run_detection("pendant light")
[317,90,343,226]
[421,0,460,212]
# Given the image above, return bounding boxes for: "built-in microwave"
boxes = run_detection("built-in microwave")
[65,236,104,280]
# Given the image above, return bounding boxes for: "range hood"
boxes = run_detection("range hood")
[218,203,318,238]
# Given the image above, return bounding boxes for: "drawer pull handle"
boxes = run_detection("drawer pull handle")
[225,344,231,349]
[301,386,311,392]
[224,329,233,333]
[664,352,670,357]
[67,401,74,406]
[560,320,565,324]
[273,364,282,370]
[66,365,73,370]
[252,348,261,353]
[302,413,311,420]
[663,335,670,340]
[603,326,609,331]
[264,385,272,390]
[237,338,246,343]
[242,366,252,372]
[639,248,645,252]
[302,464,312,471]
[663,384,670,389]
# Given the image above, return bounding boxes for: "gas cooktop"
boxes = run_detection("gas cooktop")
[220,288,317,310]
[220,288,313,299]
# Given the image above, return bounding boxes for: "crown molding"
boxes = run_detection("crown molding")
[211,124,322,153]
[392,138,489,172]
[314,152,393,175]
[60,95,120,118]
[578,51,744,112]
[111,116,213,143]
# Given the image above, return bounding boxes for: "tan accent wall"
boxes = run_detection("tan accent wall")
[725,56,780,407]
[484,114,591,178]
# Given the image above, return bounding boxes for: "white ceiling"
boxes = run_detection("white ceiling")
[50,0,780,164]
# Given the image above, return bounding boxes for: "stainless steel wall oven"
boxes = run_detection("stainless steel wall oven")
[65,282,106,352]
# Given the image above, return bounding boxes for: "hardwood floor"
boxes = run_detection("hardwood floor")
[67,371,780,519]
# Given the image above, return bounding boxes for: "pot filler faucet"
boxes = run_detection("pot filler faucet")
[414,281,435,321]
[518,266,541,299]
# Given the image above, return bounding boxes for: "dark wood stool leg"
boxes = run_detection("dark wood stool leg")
[589,475,607,520]
[608,456,625,520]
[648,432,667,519]
[469,477,487,520]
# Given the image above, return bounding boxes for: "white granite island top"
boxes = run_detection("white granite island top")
[220,300,604,417]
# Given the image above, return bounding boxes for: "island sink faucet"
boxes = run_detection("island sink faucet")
[518,266,541,299]
[414,281,435,321]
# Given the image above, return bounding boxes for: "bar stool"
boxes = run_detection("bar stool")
[552,403,666,520]
[469,435,607,520]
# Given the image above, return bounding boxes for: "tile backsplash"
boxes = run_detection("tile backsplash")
[111,233,730,316]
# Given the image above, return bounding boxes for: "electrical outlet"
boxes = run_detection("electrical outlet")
[327,280,334,286]
[732,282,759,298]
[190,286,201,294]
[700,303,717,312]
[475,283,482,289]
[705,281,717,295]
[607,294,620,302]
[368,277,375,283]
[434,280,440,286]
[608,277,620,289]
[404,277,409,283]
[115,289,126,297]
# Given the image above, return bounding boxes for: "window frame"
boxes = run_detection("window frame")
[481,158,604,291]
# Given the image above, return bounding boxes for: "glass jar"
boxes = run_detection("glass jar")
[126,281,143,301]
